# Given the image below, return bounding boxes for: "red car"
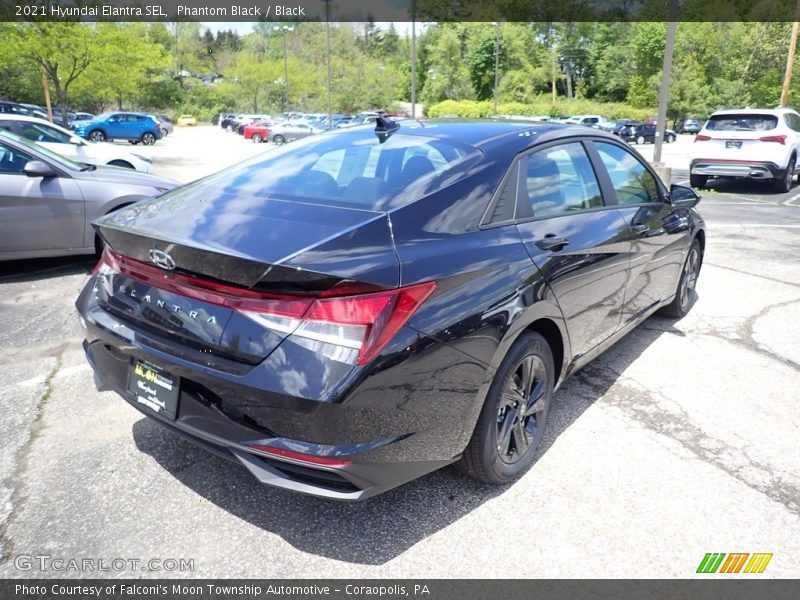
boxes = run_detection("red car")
[243,122,271,143]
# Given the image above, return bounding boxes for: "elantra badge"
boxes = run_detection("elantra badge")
[149,249,176,271]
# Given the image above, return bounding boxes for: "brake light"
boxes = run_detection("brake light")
[759,135,786,144]
[694,134,711,142]
[95,248,436,365]
[245,444,352,466]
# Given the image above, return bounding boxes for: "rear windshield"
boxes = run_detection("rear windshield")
[706,114,778,131]
[190,130,480,211]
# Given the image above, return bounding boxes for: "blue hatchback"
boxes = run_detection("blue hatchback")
[73,112,162,145]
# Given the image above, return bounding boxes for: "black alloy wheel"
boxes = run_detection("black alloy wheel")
[459,332,554,484]
[659,238,701,318]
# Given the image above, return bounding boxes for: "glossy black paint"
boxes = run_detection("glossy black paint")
[76,120,705,499]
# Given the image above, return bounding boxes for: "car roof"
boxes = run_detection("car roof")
[348,119,569,147]
[0,113,73,131]
[710,107,797,116]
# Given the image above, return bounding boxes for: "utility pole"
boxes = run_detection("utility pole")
[40,65,53,123]
[780,2,800,107]
[411,4,416,118]
[324,0,332,125]
[274,25,294,113]
[493,22,500,114]
[653,0,679,178]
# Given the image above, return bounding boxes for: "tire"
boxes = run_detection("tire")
[88,130,105,142]
[251,133,262,143]
[689,174,707,189]
[273,134,286,145]
[659,238,702,319]
[161,128,169,137]
[636,135,645,145]
[666,134,676,143]
[458,331,554,485]
[107,160,134,169]
[140,132,156,146]
[773,156,795,193]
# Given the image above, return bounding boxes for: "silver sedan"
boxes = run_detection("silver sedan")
[0,130,179,261]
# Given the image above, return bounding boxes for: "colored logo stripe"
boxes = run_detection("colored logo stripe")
[719,553,749,573]
[697,553,726,573]
[697,553,772,574]
[744,553,773,574]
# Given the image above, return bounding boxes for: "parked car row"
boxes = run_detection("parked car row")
[0,115,153,172]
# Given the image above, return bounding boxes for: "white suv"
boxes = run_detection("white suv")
[689,108,800,192]
[0,114,152,172]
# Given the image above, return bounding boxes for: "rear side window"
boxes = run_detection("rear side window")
[706,114,778,131]
[522,142,603,218]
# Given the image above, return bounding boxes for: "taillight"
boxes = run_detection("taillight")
[95,248,436,365]
[694,134,711,142]
[759,135,786,144]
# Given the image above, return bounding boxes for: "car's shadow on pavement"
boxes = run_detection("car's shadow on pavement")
[131,310,690,566]
[0,255,96,283]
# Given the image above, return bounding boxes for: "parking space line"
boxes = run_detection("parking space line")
[711,223,800,228]
[783,191,800,206]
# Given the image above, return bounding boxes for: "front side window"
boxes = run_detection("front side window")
[17,123,71,144]
[0,142,34,174]
[523,142,604,218]
[595,142,661,205]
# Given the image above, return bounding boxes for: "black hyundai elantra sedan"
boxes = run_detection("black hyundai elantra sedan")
[76,119,705,500]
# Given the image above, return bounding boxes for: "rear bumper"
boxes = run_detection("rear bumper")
[77,283,488,500]
[690,159,785,179]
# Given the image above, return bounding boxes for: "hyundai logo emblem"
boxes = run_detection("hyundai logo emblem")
[149,249,176,271]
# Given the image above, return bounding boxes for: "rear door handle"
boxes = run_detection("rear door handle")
[630,223,648,235]
[535,236,570,251]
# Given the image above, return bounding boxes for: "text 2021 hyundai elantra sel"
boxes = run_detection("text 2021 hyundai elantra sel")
[76,119,705,500]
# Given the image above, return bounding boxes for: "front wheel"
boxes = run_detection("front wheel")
[273,134,286,145]
[88,130,105,142]
[636,135,645,145]
[659,238,702,319]
[666,133,676,143]
[458,331,554,484]
[252,133,262,143]
[140,132,156,145]
[161,128,169,137]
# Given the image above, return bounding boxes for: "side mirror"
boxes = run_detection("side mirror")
[23,160,58,178]
[69,136,84,146]
[670,183,701,208]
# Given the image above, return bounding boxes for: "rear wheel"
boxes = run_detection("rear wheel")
[659,238,701,319]
[636,135,645,145]
[252,133,262,143]
[161,127,169,137]
[273,134,286,145]
[458,331,554,484]
[774,156,795,193]
[689,174,707,189]
[140,132,156,145]
[88,130,105,142]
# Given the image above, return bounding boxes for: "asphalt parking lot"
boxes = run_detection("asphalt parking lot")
[0,127,798,578]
